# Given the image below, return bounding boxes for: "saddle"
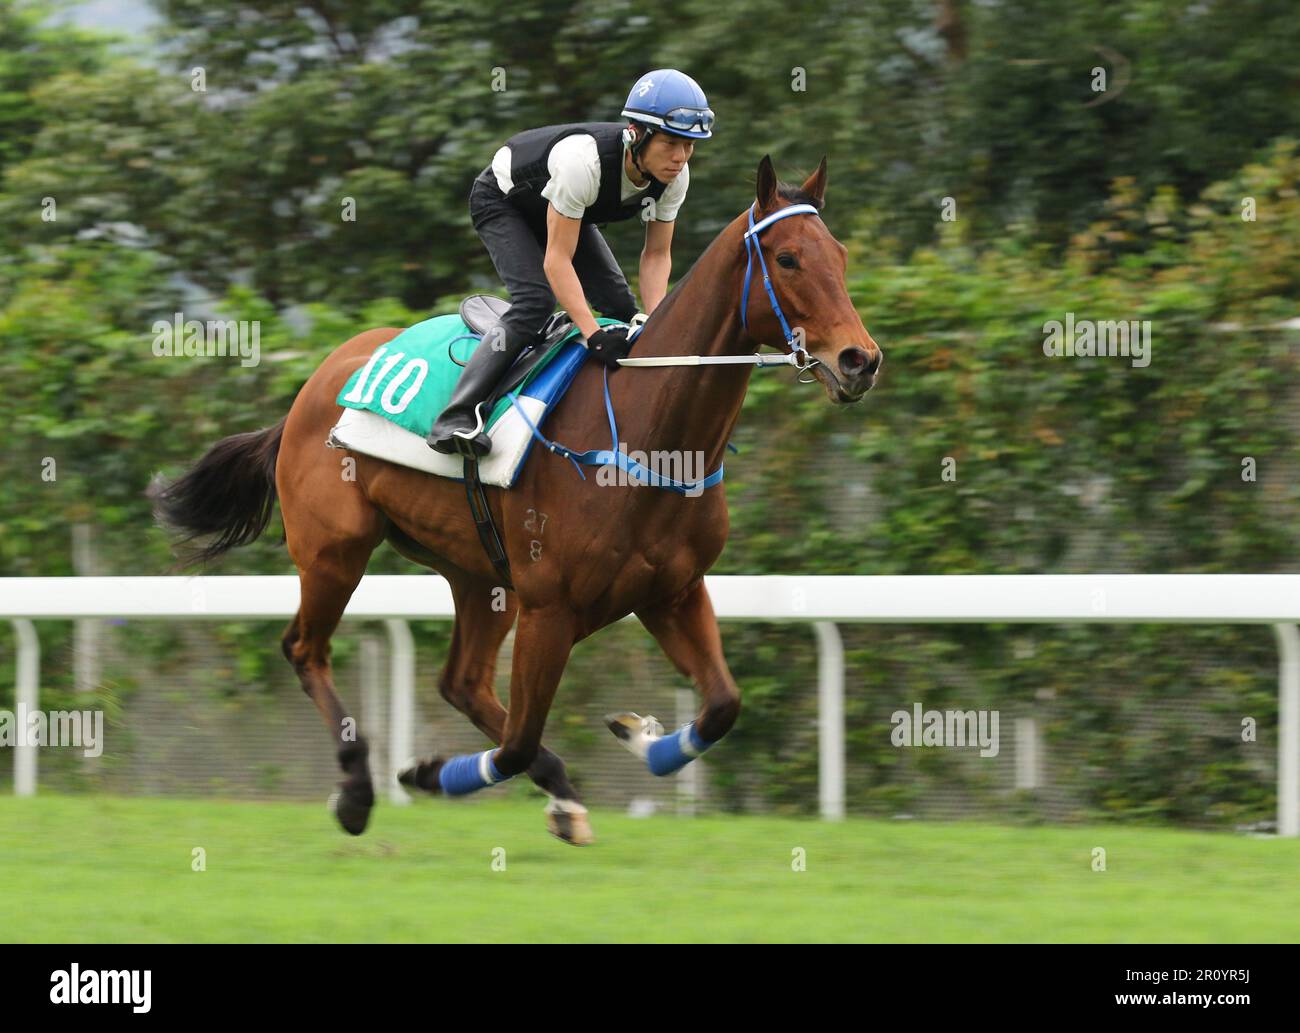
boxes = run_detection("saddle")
[329,298,617,492]
[459,294,576,407]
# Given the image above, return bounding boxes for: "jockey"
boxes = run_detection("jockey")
[426,68,714,456]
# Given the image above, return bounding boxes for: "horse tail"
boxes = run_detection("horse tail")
[149,416,286,568]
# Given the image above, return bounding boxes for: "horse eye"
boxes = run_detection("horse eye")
[777,254,798,269]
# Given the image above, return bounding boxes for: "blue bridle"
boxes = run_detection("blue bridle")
[740,201,822,368]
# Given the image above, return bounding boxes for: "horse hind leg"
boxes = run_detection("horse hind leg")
[398,576,593,845]
[281,504,384,834]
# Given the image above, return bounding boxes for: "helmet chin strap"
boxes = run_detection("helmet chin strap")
[629,123,654,180]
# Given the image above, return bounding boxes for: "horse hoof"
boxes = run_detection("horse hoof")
[605,712,663,760]
[397,757,443,794]
[328,780,374,836]
[545,800,594,846]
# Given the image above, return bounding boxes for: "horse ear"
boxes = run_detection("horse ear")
[755,155,778,211]
[800,157,827,209]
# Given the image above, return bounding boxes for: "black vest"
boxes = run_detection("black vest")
[502,121,668,226]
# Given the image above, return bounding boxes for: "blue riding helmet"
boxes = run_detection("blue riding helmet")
[621,69,714,140]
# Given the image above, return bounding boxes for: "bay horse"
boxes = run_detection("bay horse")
[150,155,881,844]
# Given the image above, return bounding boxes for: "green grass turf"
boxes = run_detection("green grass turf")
[1,793,1297,943]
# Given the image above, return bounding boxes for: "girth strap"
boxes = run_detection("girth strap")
[462,456,514,589]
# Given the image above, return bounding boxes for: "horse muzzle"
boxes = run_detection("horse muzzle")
[816,345,881,402]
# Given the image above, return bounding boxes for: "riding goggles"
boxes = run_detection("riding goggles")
[660,107,715,133]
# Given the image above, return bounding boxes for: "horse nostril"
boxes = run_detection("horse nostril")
[864,348,882,377]
[838,347,868,377]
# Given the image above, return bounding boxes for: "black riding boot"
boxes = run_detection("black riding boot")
[426,322,527,456]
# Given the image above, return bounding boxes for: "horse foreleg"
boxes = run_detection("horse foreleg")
[616,578,741,775]
[397,606,579,835]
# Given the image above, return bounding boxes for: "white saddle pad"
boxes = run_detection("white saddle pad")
[328,394,548,487]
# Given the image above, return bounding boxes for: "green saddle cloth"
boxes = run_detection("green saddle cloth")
[336,313,620,437]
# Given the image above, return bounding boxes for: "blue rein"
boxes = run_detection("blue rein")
[512,201,821,495]
[509,367,727,495]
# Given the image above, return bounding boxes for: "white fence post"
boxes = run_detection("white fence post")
[1015,718,1042,790]
[384,619,414,805]
[675,687,698,816]
[359,634,384,805]
[1274,623,1300,838]
[11,619,39,797]
[814,621,844,821]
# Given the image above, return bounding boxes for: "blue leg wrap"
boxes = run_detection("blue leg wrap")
[646,723,714,776]
[439,749,510,796]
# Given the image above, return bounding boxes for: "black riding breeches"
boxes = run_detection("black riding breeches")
[468,167,638,349]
